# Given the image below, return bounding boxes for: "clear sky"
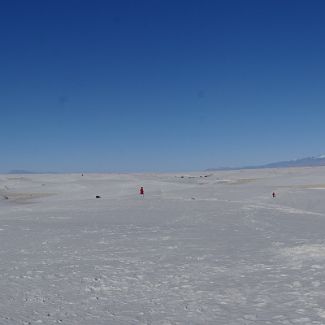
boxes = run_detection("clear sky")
[1,0,325,173]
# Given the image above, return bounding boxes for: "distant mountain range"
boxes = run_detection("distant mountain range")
[8,155,325,174]
[207,155,325,171]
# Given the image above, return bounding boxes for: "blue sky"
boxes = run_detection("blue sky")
[1,0,325,172]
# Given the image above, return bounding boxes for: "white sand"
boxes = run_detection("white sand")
[1,167,325,324]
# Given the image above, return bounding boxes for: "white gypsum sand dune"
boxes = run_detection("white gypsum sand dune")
[1,168,325,324]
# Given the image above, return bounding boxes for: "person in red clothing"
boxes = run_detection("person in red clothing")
[140,187,144,197]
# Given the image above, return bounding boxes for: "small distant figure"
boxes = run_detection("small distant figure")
[82,173,84,176]
[272,192,276,198]
[140,186,144,197]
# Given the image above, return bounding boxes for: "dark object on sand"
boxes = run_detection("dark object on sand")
[96,195,101,199]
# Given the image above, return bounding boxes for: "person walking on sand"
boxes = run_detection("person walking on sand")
[140,186,144,197]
